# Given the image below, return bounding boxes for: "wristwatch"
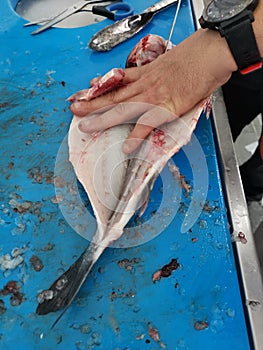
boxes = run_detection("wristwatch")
[199,0,262,75]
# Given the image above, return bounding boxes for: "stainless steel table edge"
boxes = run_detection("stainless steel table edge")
[191,1,263,349]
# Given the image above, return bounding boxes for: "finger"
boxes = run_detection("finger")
[78,102,152,133]
[69,87,128,117]
[70,67,146,117]
[122,125,153,154]
[70,102,113,117]
[121,65,144,84]
[70,101,91,117]
[123,106,178,153]
[90,66,141,87]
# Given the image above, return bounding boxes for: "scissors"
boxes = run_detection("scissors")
[30,0,133,35]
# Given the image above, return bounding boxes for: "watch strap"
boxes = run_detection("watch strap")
[219,10,262,74]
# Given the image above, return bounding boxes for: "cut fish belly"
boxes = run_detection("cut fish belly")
[67,68,125,102]
[125,34,169,67]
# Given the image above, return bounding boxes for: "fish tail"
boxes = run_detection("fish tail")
[36,242,103,315]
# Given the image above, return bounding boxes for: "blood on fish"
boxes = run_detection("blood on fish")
[67,68,125,102]
[126,34,168,68]
[36,34,211,318]
[152,129,166,147]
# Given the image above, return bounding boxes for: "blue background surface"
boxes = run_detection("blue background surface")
[0,0,250,349]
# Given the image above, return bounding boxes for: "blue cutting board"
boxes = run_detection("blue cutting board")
[0,1,250,349]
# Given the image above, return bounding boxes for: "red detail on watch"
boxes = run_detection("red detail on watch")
[240,61,262,74]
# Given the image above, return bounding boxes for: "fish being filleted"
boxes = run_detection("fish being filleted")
[125,34,172,67]
[36,35,211,317]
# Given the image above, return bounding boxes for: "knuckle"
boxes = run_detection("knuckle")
[110,89,121,104]
[112,102,127,115]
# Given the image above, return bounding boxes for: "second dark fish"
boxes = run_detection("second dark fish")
[88,0,179,51]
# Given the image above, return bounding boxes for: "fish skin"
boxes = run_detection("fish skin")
[88,0,179,52]
[67,68,125,102]
[88,14,154,52]
[36,121,133,315]
[36,35,210,316]
[36,99,209,316]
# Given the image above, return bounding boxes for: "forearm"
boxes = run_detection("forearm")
[174,0,263,99]
[175,28,238,89]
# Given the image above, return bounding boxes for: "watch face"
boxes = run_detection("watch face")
[203,0,255,22]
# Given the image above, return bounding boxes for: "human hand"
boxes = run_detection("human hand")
[70,29,236,153]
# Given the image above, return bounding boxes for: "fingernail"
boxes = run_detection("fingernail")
[70,102,90,117]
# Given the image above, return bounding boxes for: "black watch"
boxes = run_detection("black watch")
[199,0,262,75]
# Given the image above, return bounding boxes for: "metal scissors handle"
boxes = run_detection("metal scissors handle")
[92,2,133,21]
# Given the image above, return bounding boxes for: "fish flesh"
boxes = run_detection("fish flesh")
[88,0,178,52]
[126,34,172,67]
[67,68,125,102]
[36,35,210,316]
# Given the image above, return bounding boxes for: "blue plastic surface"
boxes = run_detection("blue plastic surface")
[103,3,134,20]
[0,1,251,349]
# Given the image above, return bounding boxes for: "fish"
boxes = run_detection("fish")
[88,0,178,52]
[67,68,125,102]
[125,34,169,68]
[36,35,210,317]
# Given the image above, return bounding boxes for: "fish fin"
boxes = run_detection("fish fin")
[36,243,102,315]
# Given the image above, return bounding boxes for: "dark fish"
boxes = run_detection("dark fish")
[88,0,179,51]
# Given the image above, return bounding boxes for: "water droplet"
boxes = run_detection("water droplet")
[133,305,140,313]
[198,220,207,229]
[226,308,235,318]
[216,242,223,250]
[33,328,45,340]
[214,218,222,225]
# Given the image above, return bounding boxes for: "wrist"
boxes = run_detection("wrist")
[199,0,262,75]
[193,28,237,85]
[164,28,237,115]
